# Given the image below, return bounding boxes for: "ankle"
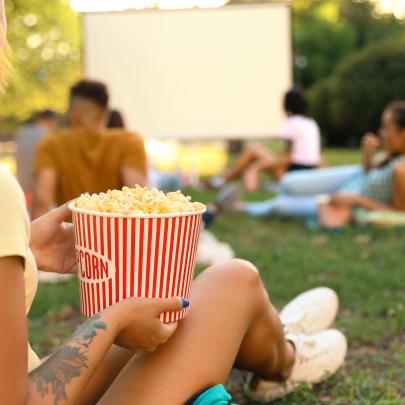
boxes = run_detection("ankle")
[279,341,296,380]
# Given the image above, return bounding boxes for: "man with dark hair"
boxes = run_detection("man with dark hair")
[207,89,321,192]
[32,80,147,218]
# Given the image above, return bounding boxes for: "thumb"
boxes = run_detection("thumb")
[154,297,186,314]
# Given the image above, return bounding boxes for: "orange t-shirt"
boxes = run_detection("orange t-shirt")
[34,127,147,205]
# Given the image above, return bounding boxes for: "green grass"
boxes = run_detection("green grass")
[29,149,405,404]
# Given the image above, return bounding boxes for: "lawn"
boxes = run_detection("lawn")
[29,148,405,404]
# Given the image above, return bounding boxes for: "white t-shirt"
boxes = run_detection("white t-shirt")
[280,115,321,166]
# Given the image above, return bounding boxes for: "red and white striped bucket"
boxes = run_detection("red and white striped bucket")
[68,203,204,322]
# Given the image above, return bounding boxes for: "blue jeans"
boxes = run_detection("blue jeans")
[243,165,362,218]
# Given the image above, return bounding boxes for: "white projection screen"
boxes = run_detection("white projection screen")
[83,3,292,139]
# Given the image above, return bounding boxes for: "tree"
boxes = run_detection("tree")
[309,37,405,146]
[293,0,405,88]
[0,0,81,133]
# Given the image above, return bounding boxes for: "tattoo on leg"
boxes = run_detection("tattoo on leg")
[29,314,107,405]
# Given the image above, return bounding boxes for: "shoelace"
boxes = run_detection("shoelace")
[282,307,319,334]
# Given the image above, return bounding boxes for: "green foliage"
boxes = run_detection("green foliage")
[309,37,405,145]
[293,0,405,88]
[293,0,356,87]
[0,0,81,132]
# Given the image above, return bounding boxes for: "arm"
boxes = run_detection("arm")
[120,134,148,187]
[319,192,393,229]
[121,166,147,187]
[28,297,182,405]
[31,169,57,219]
[0,257,28,405]
[0,256,184,405]
[331,163,405,213]
[331,193,392,211]
[283,139,292,155]
[32,136,59,219]
[392,163,405,212]
[361,132,381,172]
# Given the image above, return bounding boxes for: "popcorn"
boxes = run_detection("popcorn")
[73,186,206,215]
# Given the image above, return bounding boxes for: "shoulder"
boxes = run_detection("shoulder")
[0,169,23,194]
[294,116,320,134]
[105,130,145,146]
[39,129,81,149]
[105,129,143,138]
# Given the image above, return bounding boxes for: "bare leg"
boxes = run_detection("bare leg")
[223,144,278,183]
[76,345,134,405]
[243,155,290,191]
[98,259,294,405]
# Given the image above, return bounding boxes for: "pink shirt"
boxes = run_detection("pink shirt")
[281,115,321,166]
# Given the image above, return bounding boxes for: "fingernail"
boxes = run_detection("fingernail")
[182,298,190,308]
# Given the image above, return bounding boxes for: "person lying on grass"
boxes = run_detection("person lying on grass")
[238,101,405,229]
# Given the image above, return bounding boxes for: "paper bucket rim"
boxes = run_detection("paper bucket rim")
[68,200,206,219]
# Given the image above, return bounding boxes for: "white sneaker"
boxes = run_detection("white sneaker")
[280,287,339,335]
[245,329,347,403]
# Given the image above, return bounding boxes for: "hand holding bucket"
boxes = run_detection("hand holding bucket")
[69,202,204,323]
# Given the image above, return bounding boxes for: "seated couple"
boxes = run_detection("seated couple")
[208,89,322,192]
[0,169,347,405]
[240,101,405,228]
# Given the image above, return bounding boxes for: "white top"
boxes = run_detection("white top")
[280,115,321,166]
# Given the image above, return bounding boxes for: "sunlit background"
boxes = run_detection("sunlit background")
[1,0,405,175]
[70,0,405,18]
[71,0,231,11]
[370,0,405,19]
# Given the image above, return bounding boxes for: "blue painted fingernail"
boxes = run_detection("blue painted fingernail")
[182,298,190,308]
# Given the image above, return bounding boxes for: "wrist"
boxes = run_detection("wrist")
[100,305,123,339]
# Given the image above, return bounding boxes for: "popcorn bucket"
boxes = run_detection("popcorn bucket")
[69,203,204,322]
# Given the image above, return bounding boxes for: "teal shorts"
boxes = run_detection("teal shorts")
[185,384,234,405]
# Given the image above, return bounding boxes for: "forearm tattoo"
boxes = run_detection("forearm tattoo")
[29,314,107,405]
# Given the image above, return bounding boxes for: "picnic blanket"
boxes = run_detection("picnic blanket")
[353,208,405,228]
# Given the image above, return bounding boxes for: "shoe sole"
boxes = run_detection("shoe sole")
[244,329,347,403]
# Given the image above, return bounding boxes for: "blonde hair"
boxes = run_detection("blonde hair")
[0,21,11,89]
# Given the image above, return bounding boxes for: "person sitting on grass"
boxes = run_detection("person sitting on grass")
[239,101,405,229]
[207,89,322,192]
[32,80,147,219]
[0,7,347,404]
[0,170,347,404]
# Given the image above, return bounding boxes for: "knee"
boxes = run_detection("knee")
[198,259,262,291]
[279,175,299,195]
[227,258,261,288]
[246,143,260,155]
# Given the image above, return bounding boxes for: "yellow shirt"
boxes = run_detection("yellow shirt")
[0,169,40,372]
[34,127,147,206]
